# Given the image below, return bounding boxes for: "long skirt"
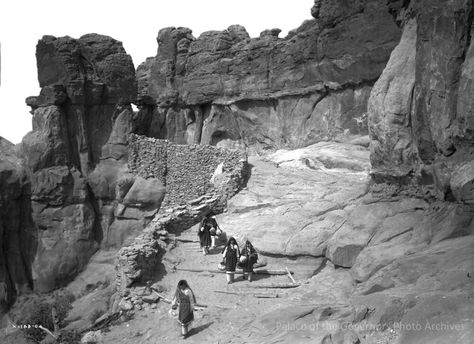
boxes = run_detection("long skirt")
[178,299,194,326]
[198,229,211,248]
[225,250,238,272]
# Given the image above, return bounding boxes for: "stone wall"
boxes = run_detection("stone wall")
[128,134,247,208]
[117,135,248,291]
[115,193,221,291]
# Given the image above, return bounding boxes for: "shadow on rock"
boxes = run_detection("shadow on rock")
[188,321,214,337]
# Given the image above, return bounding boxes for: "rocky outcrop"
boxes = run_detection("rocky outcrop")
[15,31,250,293]
[368,0,474,202]
[20,34,144,292]
[136,0,401,151]
[0,138,35,313]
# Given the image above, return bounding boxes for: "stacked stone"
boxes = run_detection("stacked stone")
[127,134,246,208]
[115,193,221,292]
[163,142,243,207]
[117,133,248,294]
[128,134,168,184]
[115,231,162,290]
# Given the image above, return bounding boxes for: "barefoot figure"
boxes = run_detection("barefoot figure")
[222,237,240,284]
[240,240,258,281]
[171,280,196,338]
[198,216,212,255]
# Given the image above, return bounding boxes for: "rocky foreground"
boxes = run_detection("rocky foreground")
[9,141,466,344]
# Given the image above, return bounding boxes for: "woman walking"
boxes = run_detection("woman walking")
[170,280,196,338]
[200,212,221,250]
[240,240,258,282]
[222,237,240,284]
[198,216,212,255]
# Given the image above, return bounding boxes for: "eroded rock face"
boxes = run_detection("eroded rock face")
[19,34,144,292]
[0,138,35,312]
[368,0,474,202]
[136,0,400,151]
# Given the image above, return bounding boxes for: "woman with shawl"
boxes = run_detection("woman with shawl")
[198,215,212,255]
[170,280,196,338]
[222,237,240,284]
[240,240,258,281]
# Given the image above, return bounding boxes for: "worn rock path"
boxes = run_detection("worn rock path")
[100,142,371,343]
[68,141,474,343]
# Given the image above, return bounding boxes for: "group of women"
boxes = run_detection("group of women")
[222,237,258,284]
[170,213,258,338]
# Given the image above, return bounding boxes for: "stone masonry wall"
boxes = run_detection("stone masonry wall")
[117,135,248,292]
[128,134,246,208]
[115,193,221,291]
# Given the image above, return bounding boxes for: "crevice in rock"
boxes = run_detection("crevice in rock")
[311,257,328,277]
[258,250,326,260]
[1,226,15,308]
[374,227,414,246]
[86,182,104,245]
[294,307,317,321]
[461,3,474,68]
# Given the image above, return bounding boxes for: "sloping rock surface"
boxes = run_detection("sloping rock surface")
[90,142,474,344]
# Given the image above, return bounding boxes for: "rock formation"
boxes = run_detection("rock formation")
[2,1,474,343]
[15,32,249,294]
[136,0,401,151]
[0,138,35,312]
[368,0,474,202]
[19,34,145,292]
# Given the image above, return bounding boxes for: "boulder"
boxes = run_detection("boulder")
[122,177,165,209]
[81,330,104,344]
[142,294,160,304]
[450,161,474,204]
[118,299,133,311]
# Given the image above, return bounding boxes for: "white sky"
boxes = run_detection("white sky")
[0,0,311,144]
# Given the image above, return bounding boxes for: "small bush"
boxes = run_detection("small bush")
[54,329,82,344]
[11,290,74,342]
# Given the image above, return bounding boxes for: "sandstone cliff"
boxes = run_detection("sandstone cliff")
[369,0,474,203]
[0,138,35,313]
[19,34,149,292]
[16,31,249,295]
[136,0,401,151]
